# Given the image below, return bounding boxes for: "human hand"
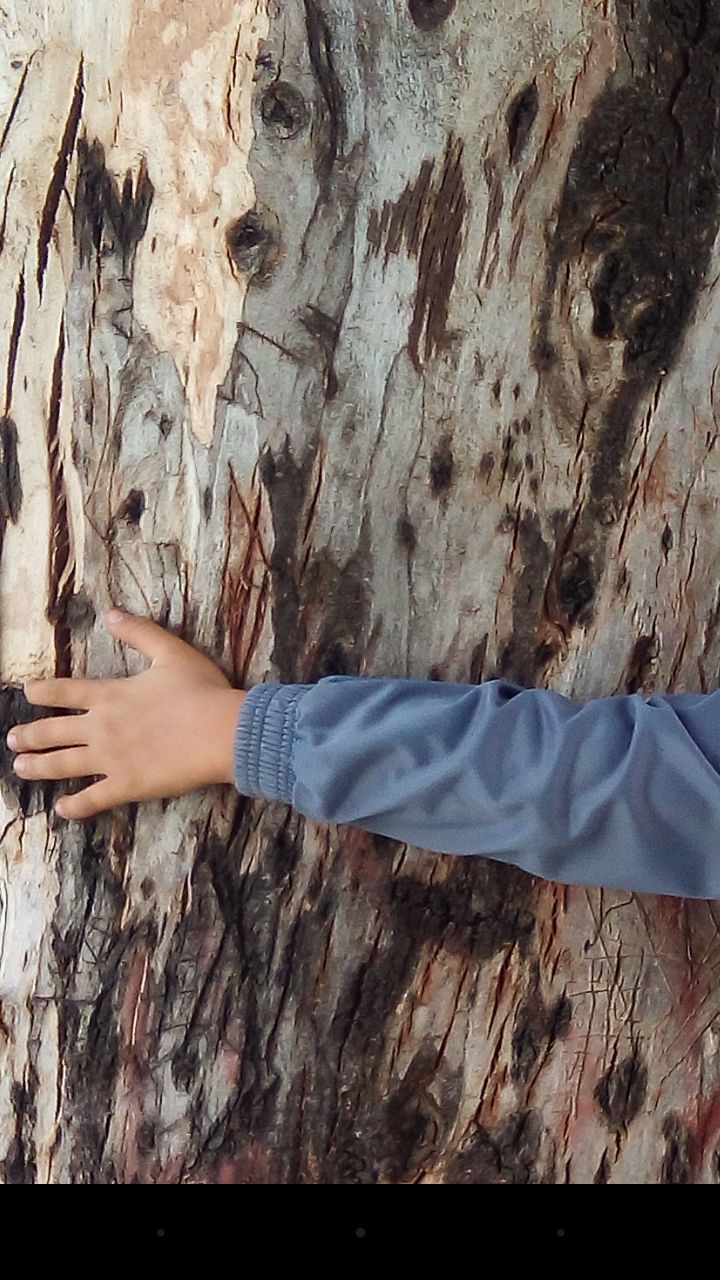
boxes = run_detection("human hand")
[5,609,247,821]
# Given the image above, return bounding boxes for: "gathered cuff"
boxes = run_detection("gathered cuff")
[232,681,315,805]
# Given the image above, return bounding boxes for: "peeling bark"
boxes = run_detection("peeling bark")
[2,0,720,1184]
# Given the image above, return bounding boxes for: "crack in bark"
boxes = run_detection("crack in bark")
[4,267,25,416]
[36,56,84,302]
[45,317,73,676]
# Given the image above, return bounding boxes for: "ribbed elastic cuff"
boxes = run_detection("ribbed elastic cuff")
[232,681,315,804]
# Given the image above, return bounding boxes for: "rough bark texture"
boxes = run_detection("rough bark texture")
[2,0,720,1184]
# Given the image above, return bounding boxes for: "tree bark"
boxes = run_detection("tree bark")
[2,0,720,1184]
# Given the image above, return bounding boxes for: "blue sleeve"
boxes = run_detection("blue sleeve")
[232,674,720,899]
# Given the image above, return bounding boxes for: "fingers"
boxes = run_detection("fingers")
[56,778,121,822]
[9,737,123,821]
[12,746,95,782]
[23,678,111,710]
[7,712,90,754]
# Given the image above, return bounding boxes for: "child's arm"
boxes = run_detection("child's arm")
[232,674,720,900]
[8,608,720,900]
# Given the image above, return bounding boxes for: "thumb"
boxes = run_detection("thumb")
[106,607,188,664]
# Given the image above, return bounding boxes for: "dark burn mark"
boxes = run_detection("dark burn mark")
[496,509,553,680]
[260,81,310,139]
[115,488,145,526]
[0,415,22,523]
[661,1112,694,1183]
[557,551,596,623]
[391,859,536,965]
[594,1049,648,1132]
[299,304,340,398]
[557,573,594,618]
[532,337,556,370]
[264,825,304,890]
[319,857,535,1181]
[429,433,454,496]
[303,0,347,179]
[526,3,720,673]
[226,209,280,285]
[51,861,138,1178]
[396,513,417,552]
[586,383,635,521]
[379,1041,460,1181]
[136,1119,157,1152]
[443,1110,542,1184]
[537,3,720,384]
[624,631,659,694]
[469,633,489,684]
[331,1134,378,1184]
[258,438,373,683]
[257,441,308,682]
[304,545,372,679]
[0,1077,38,1184]
[367,135,466,368]
[590,250,634,340]
[511,985,572,1085]
[506,81,539,165]
[408,0,457,32]
[74,136,153,271]
[37,57,84,301]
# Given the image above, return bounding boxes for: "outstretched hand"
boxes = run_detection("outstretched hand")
[5,609,246,821]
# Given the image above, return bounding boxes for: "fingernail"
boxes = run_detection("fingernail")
[108,608,125,623]
[6,732,17,749]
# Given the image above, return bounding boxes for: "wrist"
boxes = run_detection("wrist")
[211,687,248,786]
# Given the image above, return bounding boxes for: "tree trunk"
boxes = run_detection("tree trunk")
[2,0,720,1184]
